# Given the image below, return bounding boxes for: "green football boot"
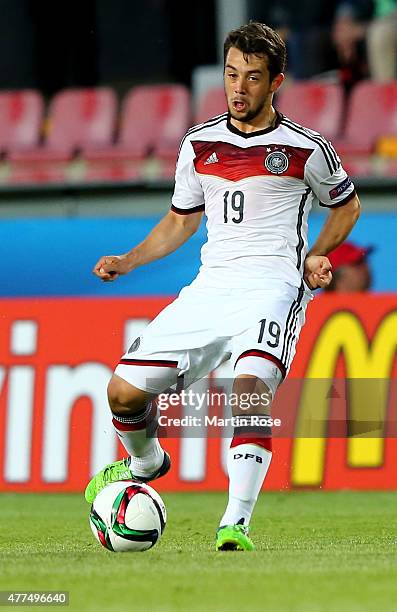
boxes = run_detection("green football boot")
[215,524,255,551]
[84,452,171,503]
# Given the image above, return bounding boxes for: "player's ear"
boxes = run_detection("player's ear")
[270,73,284,94]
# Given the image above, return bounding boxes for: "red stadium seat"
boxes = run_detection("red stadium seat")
[10,88,117,162]
[339,155,374,177]
[86,85,190,162]
[157,157,177,180]
[276,82,343,140]
[334,81,397,155]
[195,86,227,124]
[6,162,68,185]
[0,90,43,153]
[84,159,144,183]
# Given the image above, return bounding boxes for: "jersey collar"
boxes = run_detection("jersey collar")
[226,110,283,138]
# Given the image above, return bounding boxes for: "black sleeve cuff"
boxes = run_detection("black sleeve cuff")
[319,189,357,209]
[171,204,205,215]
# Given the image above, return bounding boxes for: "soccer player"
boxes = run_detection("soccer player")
[85,22,360,551]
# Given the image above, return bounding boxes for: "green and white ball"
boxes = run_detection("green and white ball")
[89,481,166,552]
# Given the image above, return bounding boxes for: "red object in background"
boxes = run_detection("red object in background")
[0,294,396,493]
[277,82,344,140]
[195,86,227,125]
[328,242,373,270]
[9,88,117,162]
[334,81,397,155]
[0,90,44,154]
[85,85,190,162]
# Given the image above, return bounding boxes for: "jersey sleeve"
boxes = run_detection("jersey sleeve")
[304,144,356,208]
[171,136,205,214]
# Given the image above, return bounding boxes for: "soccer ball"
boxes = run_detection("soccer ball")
[89,481,166,552]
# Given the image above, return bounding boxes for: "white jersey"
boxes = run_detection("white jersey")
[171,111,356,289]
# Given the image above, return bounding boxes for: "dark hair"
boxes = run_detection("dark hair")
[224,21,286,82]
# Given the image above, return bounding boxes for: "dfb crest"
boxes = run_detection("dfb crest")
[264,151,289,174]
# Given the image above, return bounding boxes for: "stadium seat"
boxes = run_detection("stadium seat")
[10,88,117,162]
[84,159,144,183]
[156,157,177,180]
[339,155,374,177]
[0,90,43,154]
[194,86,227,124]
[334,81,397,155]
[276,82,343,140]
[85,85,190,162]
[6,163,68,185]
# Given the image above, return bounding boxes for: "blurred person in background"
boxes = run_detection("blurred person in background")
[367,0,397,81]
[332,0,397,86]
[247,0,339,79]
[325,242,373,291]
[331,1,371,94]
[248,0,372,95]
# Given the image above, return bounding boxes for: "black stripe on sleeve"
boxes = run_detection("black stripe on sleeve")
[177,114,228,158]
[281,118,338,174]
[319,189,357,209]
[282,117,340,171]
[171,204,205,215]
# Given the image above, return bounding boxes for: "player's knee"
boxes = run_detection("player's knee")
[107,375,148,415]
[234,355,284,403]
[232,374,272,414]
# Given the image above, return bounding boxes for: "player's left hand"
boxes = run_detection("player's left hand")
[304,255,332,290]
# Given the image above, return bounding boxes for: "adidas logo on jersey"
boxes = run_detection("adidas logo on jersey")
[204,152,219,165]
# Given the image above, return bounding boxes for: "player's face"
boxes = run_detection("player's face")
[224,47,283,124]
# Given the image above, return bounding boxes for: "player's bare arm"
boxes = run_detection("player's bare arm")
[93,209,203,282]
[304,195,361,289]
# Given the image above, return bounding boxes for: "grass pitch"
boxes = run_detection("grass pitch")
[1,491,397,611]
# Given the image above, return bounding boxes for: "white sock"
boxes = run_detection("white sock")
[220,443,272,527]
[112,402,164,477]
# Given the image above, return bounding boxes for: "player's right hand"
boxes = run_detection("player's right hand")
[304,255,333,290]
[93,254,132,282]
